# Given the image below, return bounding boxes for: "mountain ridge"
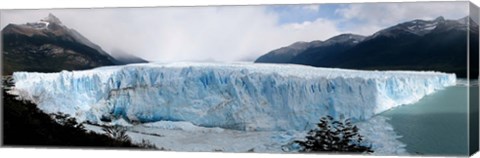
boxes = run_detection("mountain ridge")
[1,14,147,75]
[255,16,479,78]
[110,49,149,65]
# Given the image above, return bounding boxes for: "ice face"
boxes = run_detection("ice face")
[11,62,456,131]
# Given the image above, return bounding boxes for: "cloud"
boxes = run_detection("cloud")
[301,4,320,12]
[1,6,342,62]
[0,2,470,62]
[335,2,469,35]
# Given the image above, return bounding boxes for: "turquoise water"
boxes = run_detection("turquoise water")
[380,85,471,156]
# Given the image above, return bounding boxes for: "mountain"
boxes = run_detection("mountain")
[469,17,479,79]
[2,14,119,75]
[255,16,479,78]
[110,49,149,65]
[255,40,322,63]
[255,33,366,64]
[289,34,366,66]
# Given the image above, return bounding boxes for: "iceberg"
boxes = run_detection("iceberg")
[11,62,456,131]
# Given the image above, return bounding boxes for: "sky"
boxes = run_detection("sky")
[0,1,469,62]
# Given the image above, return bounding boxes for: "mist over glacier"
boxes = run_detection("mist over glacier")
[11,62,456,132]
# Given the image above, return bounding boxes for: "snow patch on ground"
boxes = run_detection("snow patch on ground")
[83,116,406,154]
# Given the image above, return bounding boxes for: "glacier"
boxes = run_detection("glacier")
[11,62,456,131]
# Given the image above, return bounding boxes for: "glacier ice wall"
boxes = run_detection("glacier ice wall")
[11,62,456,131]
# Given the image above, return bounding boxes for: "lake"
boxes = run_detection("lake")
[380,81,478,156]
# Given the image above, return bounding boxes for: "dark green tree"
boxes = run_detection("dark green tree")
[2,89,142,148]
[102,125,131,142]
[51,112,85,130]
[294,116,373,153]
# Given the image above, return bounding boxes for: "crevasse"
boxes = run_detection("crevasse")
[11,62,456,131]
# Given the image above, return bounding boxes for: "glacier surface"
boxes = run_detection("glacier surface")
[11,62,456,131]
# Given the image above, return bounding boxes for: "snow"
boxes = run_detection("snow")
[423,23,437,30]
[81,115,407,154]
[125,123,295,152]
[142,121,225,133]
[83,121,298,152]
[405,21,438,35]
[11,62,456,131]
[41,13,62,24]
[371,18,444,39]
[356,116,408,155]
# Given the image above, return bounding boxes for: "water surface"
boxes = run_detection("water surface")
[380,85,470,156]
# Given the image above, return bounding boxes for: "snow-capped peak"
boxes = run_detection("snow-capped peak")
[434,16,445,22]
[369,16,448,39]
[401,17,445,35]
[24,13,63,30]
[41,13,62,24]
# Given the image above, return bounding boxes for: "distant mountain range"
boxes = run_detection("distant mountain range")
[1,14,147,75]
[256,16,479,78]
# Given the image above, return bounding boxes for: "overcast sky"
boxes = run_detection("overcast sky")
[0,1,469,62]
